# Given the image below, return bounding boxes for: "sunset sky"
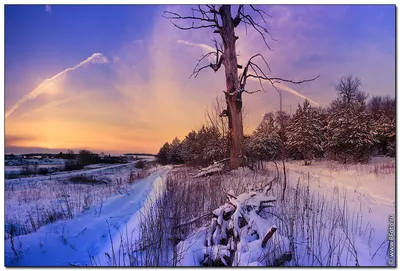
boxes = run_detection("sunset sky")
[5,4,395,155]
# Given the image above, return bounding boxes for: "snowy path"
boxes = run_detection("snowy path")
[5,167,170,267]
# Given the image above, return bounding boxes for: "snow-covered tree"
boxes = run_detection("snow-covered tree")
[181,130,201,165]
[180,126,225,167]
[167,137,184,164]
[367,95,395,156]
[246,113,281,162]
[287,99,324,165]
[201,126,225,163]
[156,142,171,165]
[325,101,375,163]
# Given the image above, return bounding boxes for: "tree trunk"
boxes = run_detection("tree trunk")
[220,5,243,169]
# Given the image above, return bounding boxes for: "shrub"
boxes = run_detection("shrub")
[38,168,49,175]
[78,150,99,166]
[135,160,145,169]
[69,176,98,184]
[64,160,84,171]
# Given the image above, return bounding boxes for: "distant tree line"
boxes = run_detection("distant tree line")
[157,75,395,167]
[62,150,128,171]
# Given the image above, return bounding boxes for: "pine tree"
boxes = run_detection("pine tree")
[181,130,200,165]
[368,96,395,156]
[156,142,171,165]
[167,137,184,164]
[180,125,225,167]
[247,113,281,161]
[325,101,375,163]
[287,99,323,165]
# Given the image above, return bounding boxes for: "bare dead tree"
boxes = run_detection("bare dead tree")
[164,5,318,169]
[335,75,365,105]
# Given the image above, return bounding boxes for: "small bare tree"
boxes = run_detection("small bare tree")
[205,96,229,158]
[164,5,318,169]
[335,75,367,104]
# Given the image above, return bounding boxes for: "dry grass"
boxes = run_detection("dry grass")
[5,163,155,238]
[133,163,375,266]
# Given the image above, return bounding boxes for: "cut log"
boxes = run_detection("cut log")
[261,226,277,248]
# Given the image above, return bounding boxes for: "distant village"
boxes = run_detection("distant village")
[5,152,155,161]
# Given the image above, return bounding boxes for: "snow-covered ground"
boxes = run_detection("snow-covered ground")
[279,157,395,266]
[5,158,66,167]
[5,166,171,266]
[5,159,66,178]
[4,156,395,266]
[174,157,395,267]
[5,162,136,184]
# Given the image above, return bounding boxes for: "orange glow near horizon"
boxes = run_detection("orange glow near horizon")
[7,5,393,155]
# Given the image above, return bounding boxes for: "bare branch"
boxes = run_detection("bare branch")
[239,53,271,90]
[250,5,272,21]
[168,20,216,31]
[205,4,220,14]
[243,89,261,94]
[163,9,220,31]
[247,74,321,85]
[189,39,225,78]
[233,5,244,27]
[163,11,216,23]
[238,53,319,91]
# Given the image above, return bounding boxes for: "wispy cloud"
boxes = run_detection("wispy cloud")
[5,53,109,119]
[176,39,214,53]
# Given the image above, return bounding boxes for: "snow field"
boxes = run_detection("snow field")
[5,165,171,266]
[171,157,395,266]
[4,157,395,266]
[5,162,157,236]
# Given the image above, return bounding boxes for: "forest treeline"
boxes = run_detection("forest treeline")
[157,76,395,166]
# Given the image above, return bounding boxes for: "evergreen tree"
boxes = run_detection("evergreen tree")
[156,142,171,165]
[167,137,184,164]
[368,96,395,156]
[287,99,324,165]
[181,130,200,165]
[247,113,281,161]
[325,101,375,163]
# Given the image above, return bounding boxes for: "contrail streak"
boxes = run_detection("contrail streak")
[176,40,214,53]
[5,53,109,119]
[272,81,320,107]
[177,39,320,106]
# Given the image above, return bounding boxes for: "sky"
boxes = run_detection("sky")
[4,4,396,155]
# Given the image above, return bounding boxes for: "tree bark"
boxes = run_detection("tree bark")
[220,5,244,169]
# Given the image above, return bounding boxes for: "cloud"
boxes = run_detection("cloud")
[274,82,320,106]
[5,53,109,119]
[176,39,215,53]
[45,5,51,13]
[5,135,37,147]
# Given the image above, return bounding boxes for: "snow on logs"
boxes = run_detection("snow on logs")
[202,190,292,266]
